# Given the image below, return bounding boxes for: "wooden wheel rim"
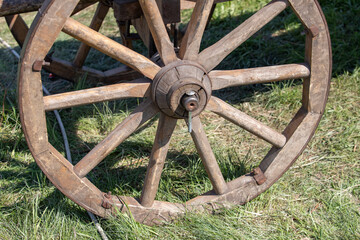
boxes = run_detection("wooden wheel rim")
[18,0,331,225]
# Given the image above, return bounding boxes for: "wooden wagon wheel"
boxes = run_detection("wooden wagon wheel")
[18,0,331,225]
[5,1,141,84]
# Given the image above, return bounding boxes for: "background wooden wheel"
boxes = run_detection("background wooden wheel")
[18,0,331,225]
[5,1,142,84]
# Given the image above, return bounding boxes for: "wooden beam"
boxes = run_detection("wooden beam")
[0,0,98,16]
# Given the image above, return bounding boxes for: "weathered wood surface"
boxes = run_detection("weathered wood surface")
[43,78,150,111]
[181,0,230,10]
[4,4,141,84]
[190,116,228,195]
[0,0,98,16]
[198,0,289,71]
[207,97,287,148]
[179,0,214,60]
[289,0,332,114]
[73,2,109,68]
[73,99,159,178]
[140,114,177,207]
[62,17,161,79]
[0,0,44,16]
[210,63,311,90]
[5,14,28,47]
[17,0,331,226]
[138,0,178,65]
[157,0,181,24]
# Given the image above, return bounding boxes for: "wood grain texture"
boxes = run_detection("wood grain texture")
[209,63,310,90]
[4,3,116,84]
[140,114,177,207]
[73,2,109,68]
[132,16,151,49]
[138,0,177,65]
[5,14,28,47]
[207,97,286,148]
[181,0,230,9]
[0,0,98,16]
[17,0,331,226]
[190,116,228,195]
[62,18,161,79]
[288,0,332,114]
[43,78,151,111]
[179,0,214,60]
[0,0,44,16]
[197,0,289,71]
[18,0,81,155]
[74,99,159,178]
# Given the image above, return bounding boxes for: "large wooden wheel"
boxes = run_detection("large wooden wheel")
[18,0,331,225]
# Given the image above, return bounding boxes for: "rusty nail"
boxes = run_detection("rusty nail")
[32,60,50,72]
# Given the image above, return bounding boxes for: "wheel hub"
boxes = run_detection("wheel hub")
[151,61,212,118]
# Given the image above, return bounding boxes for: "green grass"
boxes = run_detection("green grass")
[1,0,359,239]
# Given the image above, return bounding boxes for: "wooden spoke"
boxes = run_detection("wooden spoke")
[73,99,159,178]
[207,97,286,148]
[72,1,99,16]
[62,18,161,79]
[5,14,28,47]
[190,116,228,195]
[140,115,177,207]
[210,63,311,90]
[43,79,151,111]
[73,2,110,68]
[179,0,214,60]
[197,0,289,71]
[138,0,177,65]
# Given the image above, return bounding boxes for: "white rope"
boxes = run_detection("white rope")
[0,37,20,59]
[1,36,109,240]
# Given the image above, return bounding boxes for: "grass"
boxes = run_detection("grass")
[0,0,359,239]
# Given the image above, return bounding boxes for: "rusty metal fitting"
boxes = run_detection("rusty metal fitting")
[101,191,113,209]
[252,167,267,185]
[308,25,320,38]
[181,91,199,112]
[32,60,50,72]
